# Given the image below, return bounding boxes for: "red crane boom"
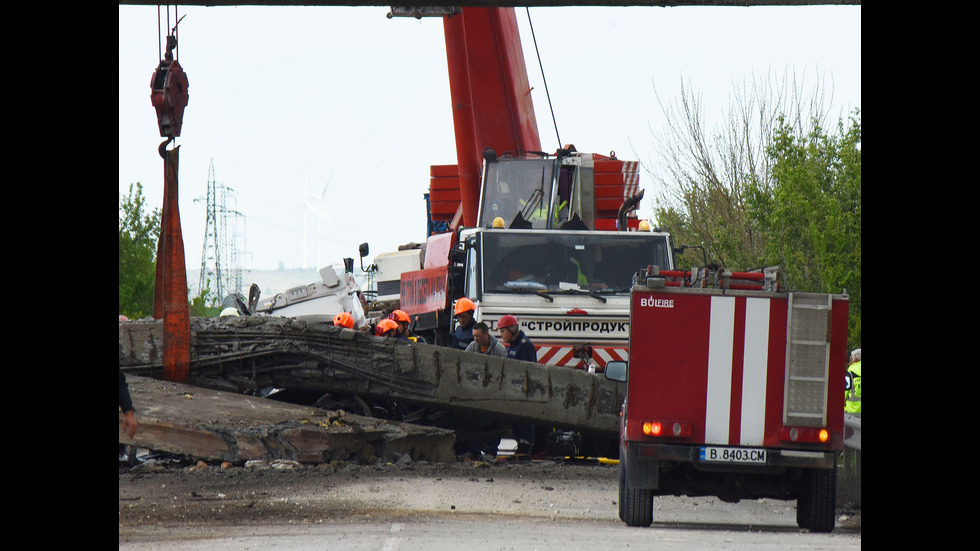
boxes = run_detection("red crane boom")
[443,7,542,228]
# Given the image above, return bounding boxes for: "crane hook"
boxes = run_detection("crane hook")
[159,137,174,159]
[150,12,189,158]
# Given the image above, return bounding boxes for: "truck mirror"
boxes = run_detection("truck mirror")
[358,243,375,273]
[605,361,627,382]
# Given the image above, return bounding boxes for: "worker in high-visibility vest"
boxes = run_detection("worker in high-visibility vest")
[844,348,861,414]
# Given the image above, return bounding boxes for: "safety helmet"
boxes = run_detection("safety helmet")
[390,309,411,323]
[119,314,129,321]
[333,311,354,329]
[453,297,476,316]
[492,216,505,229]
[498,314,519,330]
[219,307,240,317]
[637,220,651,232]
[377,318,399,335]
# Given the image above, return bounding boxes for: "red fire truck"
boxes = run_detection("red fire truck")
[607,266,849,532]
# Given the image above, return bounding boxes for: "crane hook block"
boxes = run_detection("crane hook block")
[150,41,189,139]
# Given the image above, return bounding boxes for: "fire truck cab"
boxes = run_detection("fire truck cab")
[610,268,849,532]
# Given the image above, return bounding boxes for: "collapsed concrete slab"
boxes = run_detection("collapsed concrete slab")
[120,316,627,438]
[119,374,456,464]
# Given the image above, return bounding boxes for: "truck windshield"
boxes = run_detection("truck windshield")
[479,159,555,229]
[479,231,671,294]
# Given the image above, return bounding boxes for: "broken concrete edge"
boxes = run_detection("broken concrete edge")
[119,374,456,466]
[120,316,627,436]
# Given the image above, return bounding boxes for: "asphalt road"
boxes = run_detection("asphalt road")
[118,458,860,550]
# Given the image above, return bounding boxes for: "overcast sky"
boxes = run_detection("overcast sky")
[119,4,860,284]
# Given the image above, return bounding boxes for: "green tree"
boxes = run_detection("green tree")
[119,183,161,319]
[189,279,221,317]
[748,109,861,348]
[646,71,860,350]
[647,70,833,271]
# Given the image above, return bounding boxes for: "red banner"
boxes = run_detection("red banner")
[400,266,449,315]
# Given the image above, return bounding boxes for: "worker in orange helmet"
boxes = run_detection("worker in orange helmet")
[376,318,400,338]
[333,311,354,329]
[450,297,477,351]
[389,309,425,343]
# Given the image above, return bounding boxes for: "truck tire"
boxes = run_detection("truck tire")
[796,464,837,533]
[618,459,626,522]
[620,459,653,527]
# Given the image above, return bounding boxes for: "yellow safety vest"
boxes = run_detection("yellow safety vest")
[844,361,861,414]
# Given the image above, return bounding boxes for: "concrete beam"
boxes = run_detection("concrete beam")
[119,373,456,464]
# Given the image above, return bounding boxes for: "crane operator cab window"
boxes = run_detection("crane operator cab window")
[480,158,563,230]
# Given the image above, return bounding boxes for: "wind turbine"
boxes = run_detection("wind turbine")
[310,170,334,270]
[283,167,334,269]
[282,167,316,269]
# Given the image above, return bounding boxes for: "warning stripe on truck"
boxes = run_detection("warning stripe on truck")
[535,345,628,368]
[704,296,772,447]
[627,291,790,448]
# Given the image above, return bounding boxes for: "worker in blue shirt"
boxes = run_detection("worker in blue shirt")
[498,314,536,362]
[498,314,537,453]
[450,298,478,351]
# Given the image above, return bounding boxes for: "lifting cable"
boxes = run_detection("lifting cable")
[157,5,183,64]
[525,8,561,151]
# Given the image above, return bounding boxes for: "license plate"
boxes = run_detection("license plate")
[699,446,767,464]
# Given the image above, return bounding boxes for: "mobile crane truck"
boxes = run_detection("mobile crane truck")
[378,7,666,376]
[607,266,848,532]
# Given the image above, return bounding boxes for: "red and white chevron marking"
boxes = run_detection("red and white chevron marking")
[622,160,639,198]
[535,345,629,368]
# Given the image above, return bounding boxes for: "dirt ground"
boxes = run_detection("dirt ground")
[118,455,624,528]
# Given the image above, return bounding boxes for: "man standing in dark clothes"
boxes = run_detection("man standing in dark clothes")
[498,314,536,362]
[498,314,537,452]
[450,298,478,351]
[119,367,138,439]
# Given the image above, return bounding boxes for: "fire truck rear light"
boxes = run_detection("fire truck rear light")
[779,426,831,444]
[642,420,691,437]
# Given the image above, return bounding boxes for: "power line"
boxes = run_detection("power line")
[196,159,247,304]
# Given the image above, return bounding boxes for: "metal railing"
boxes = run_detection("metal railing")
[837,413,861,507]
